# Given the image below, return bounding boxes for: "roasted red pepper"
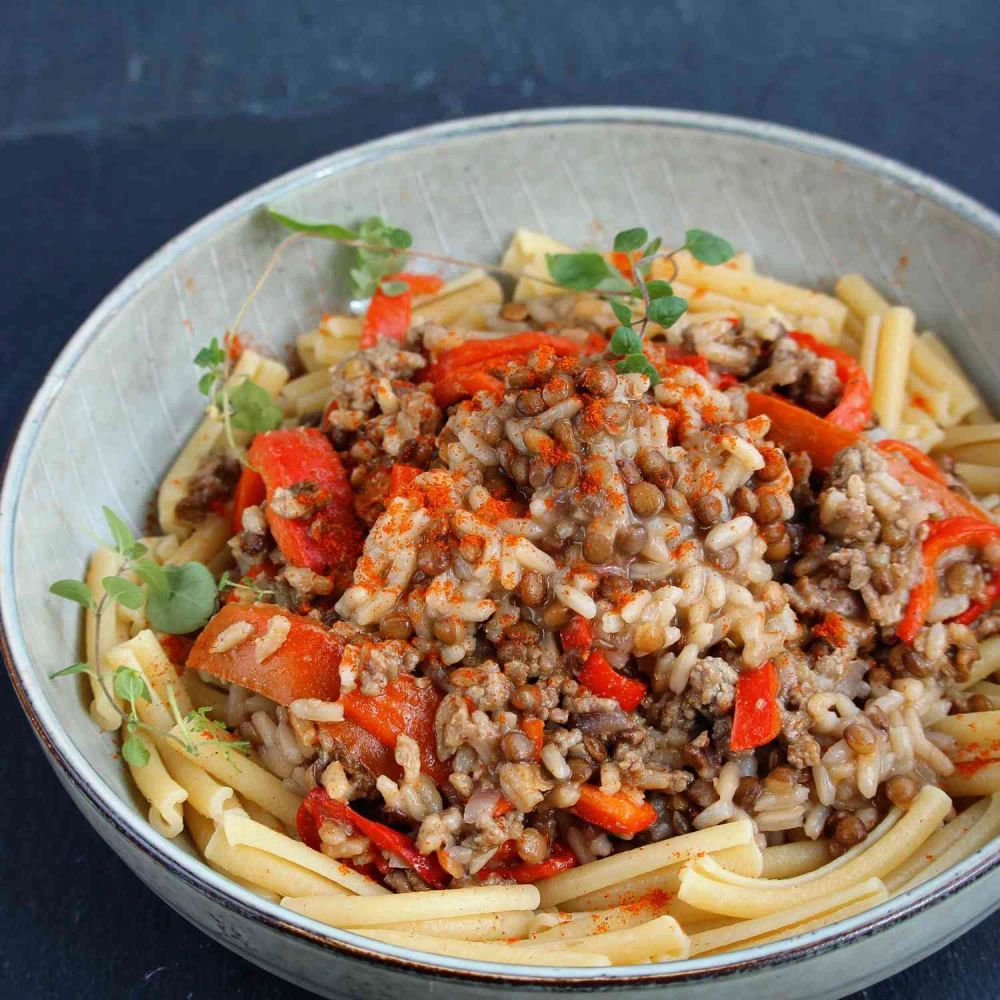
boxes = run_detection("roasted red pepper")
[231,466,265,535]
[645,342,711,379]
[487,847,578,884]
[950,575,1000,626]
[359,272,445,349]
[247,427,363,585]
[747,391,989,522]
[730,661,781,752]
[570,784,657,837]
[897,517,1000,643]
[560,615,594,655]
[578,650,647,713]
[342,676,449,785]
[788,331,872,432]
[876,439,950,487]
[423,332,604,408]
[297,787,448,888]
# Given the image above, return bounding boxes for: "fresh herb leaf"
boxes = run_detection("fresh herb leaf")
[50,663,94,679]
[644,280,674,300]
[50,579,95,609]
[609,299,634,326]
[546,252,619,291]
[121,735,150,767]
[647,295,688,329]
[354,216,411,299]
[185,706,252,756]
[643,237,663,258]
[379,279,409,297]
[113,664,151,705]
[609,327,644,356]
[227,379,283,434]
[684,229,734,266]
[102,576,146,611]
[102,507,141,559]
[267,209,358,243]
[146,562,218,635]
[613,227,648,253]
[194,338,226,369]
[197,371,217,396]
[133,558,170,596]
[616,353,662,386]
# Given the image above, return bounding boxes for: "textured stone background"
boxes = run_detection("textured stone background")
[1,1,998,996]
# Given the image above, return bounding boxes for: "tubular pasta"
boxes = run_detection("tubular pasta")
[221,810,388,896]
[870,307,915,435]
[535,820,754,909]
[676,787,950,918]
[167,726,302,827]
[344,928,610,967]
[85,547,130,730]
[126,726,187,839]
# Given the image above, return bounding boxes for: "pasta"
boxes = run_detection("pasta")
[54,215,1000,970]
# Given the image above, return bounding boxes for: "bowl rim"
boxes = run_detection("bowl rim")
[4,105,1000,987]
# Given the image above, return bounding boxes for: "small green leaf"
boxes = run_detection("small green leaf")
[647,295,688,329]
[267,209,358,242]
[596,274,633,293]
[379,279,409,297]
[609,327,644,356]
[194,339,226,369]
[121,735,150,767]
[146,562,218,635]
[227,380,283,434]
[113,665,151,705]
[133,558,170,595]
[644,280,674,300]
[616,354,662,386]
[643,237,663,257]
[386,227,412,250]
[50,663,94,679]
[613,227,648,253]
[218,570,233,592]
[546,252,618,291]
[102,576,145,611]
[197,372,217,396]
[610,300,633,326]
[684,229,734,266]
[50,579,95,609]
[102,507,137,559]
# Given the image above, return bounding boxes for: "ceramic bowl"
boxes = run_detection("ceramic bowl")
[3,108,1000,1000]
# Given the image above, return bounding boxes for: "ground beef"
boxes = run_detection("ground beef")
[174,453,240,525]
[751,336,842,415]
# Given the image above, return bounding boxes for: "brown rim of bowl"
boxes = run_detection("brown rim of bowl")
[3,106,1000,988]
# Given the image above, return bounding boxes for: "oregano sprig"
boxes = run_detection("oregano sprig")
[546,226,734,384]
[48,507,226,767]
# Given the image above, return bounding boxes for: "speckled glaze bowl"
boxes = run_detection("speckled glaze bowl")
[3,108,1000,999]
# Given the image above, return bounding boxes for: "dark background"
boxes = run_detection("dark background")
[2,1,998,996]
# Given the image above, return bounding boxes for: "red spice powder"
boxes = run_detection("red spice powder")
[813,612,848,648]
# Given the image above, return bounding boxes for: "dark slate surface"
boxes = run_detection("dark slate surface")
[1,1,997,996]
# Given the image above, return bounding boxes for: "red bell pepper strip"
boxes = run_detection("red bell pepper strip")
[950,574,1000,627]
[560,615,594,656]
[297,788,448,889]
[876,439,950,487]
[571,784,657,837]
[247,427,363,584]
[159,633,194,666]
[747,391,989,521]
[188,603,344,704]
[423,332,605,407]
[788,331,872,432]
[359,272,445,349]
[387,464,422,502]
[645,342,711,379]
[747,391,857,471]
[578,651,647,713]
[483,847,578,884]
[897,517,1000,643]
[730,661,781,752]
[317,718,404,783]
[341,676,449,785]
[231,466,266,535]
